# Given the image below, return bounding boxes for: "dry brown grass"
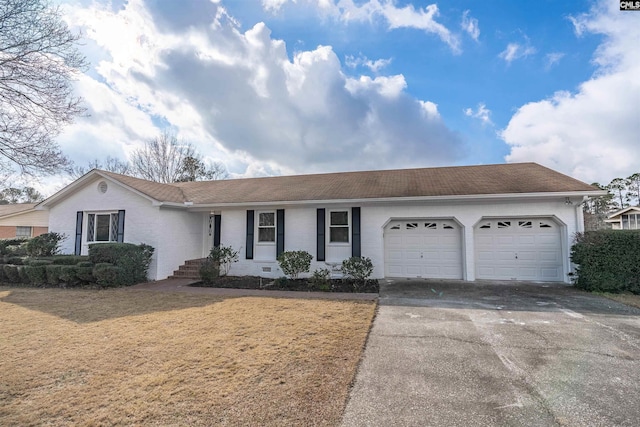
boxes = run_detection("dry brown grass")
[600,292,640,309]
[0,287,376,426]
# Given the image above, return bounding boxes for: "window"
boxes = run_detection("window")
[497,221,511,229]
[622,214,640,230]
[424,222,437,229]
[518,221,532,229]
[405,222,418,230]
[16,226,32,238]
[87,213,118,242]
[258,212,275,242]
[329,211,349,243]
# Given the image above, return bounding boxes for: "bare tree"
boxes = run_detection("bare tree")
[130,131,228,183]
[69,156,131,179]
[0,0,86,176]
[0,185,43,204]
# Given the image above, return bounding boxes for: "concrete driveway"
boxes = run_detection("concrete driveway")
[341,279,640,427]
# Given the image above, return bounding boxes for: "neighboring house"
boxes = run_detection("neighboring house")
[0,203,49,239]
[36,162,604,283]
[604,206,640,230]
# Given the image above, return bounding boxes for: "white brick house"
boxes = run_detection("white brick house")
[37,163,604,283]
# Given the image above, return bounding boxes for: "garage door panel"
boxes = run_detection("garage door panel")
[539,251,560,262]
[475,218,563,282]
[387,236,402,246]
[517,235,536,245]
[517,251,537,262]
[541,268,561,280]
[404,236,422,246]
[385,219,463,279]
[537,235,558,245]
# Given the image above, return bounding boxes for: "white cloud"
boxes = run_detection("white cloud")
[262,0,461,53]
[461,10,479,41]
[262,0,291,13]
[499,42,536,64]
[544,52,565,69]
[345,54,392,73]
[502,0,640,183]
[463,103,492,125]
[57,0,464,182]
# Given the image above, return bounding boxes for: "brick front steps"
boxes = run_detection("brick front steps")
[168,258,206,279]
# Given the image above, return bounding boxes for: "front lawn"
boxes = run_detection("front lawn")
[0,287,376,426]
[598,292,640,309]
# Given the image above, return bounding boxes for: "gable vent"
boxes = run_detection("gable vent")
[98,181,108,194]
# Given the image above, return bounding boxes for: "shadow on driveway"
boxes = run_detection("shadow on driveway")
[379,278,640,316]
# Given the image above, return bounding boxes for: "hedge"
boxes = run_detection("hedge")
[93,263,125,288]
[571,230,640,293]
[89,243,154,286]
[24,265,47,285]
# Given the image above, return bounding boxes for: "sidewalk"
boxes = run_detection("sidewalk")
[129,278,378,301]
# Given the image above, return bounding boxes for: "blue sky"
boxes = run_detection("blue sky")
[38,0,639,193]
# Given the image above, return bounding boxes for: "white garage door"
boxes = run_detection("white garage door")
[384,219,463,279]
[475,218,563,281]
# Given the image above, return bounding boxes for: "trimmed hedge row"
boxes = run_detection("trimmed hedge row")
[0,243,154,288]
[571,230,640,294]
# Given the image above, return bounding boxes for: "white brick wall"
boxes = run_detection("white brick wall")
[214,198,580,283]
[47,176,203,280]
[47,176,583,283]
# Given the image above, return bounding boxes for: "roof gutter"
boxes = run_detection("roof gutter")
[180,190,608,210]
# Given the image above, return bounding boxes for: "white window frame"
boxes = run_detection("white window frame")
[256,211,276,244]
[86,212,119,243]
[328,209,350,245]
[16,226,32,238]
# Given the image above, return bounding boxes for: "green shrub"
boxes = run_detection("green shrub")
[45,265,63,286]
[24,265,47,285]
[51,255,90,265]
[3,265,21,283]
[76,266,95,283]
[571,230,640,293]
[310,268,331,291]
[25,232,66,257]
[25,259,53,267]
[93,263,125,288]
[341,256,374,290]
[0,238,28,256]
[77,261,93,268]
[207,245,239,276]
[277,250,313,279]
[4,256,24,265]
[18,266,29,283]
[274,276,289,287]
[88,243,154,286]
[199,259,220,284]
[59,265,79,286]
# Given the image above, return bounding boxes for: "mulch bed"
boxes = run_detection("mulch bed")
[190,276,379,293]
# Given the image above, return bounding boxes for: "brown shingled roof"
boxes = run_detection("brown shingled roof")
[99,163,599,205]
[0,203,37,217]
[100,171,186,203]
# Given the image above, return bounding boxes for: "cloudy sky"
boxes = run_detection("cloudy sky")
[37,0,639,193]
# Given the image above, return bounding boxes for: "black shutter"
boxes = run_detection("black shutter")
[352,207,361,257]
[213,214,221,248]
[246,210,254,259]
[317,208,325,261]
[74,211,83,255]
[276,209,285,257]
[117,210,125,243]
